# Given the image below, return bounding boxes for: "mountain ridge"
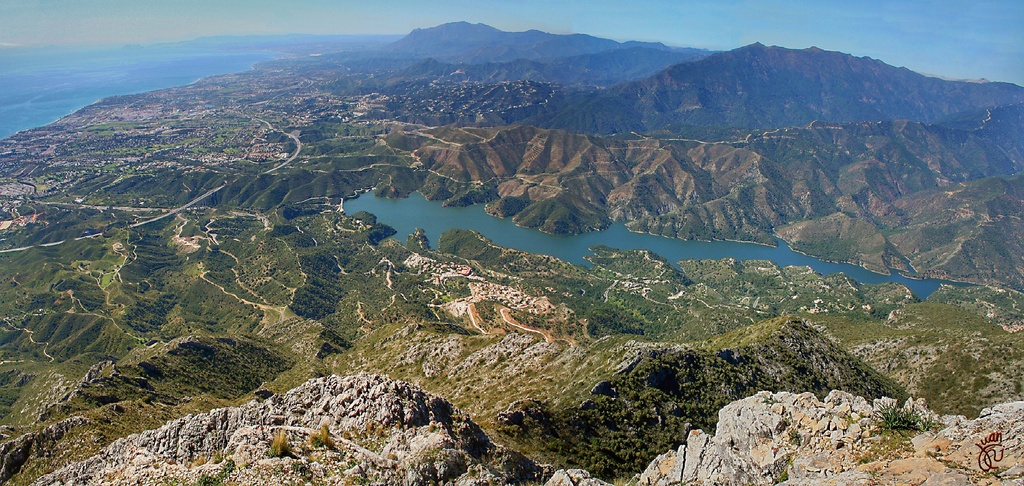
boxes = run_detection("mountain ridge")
[526,43,1024,132]
[1,20,1023,486]
[386,21,690,63]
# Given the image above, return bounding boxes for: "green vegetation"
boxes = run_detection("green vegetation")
[877,403,928,432]
[497,318,902,478]
[0,60,1021,483]
[812,303,1024,417]
[928,284,1024,331]
[0,197,1020,484]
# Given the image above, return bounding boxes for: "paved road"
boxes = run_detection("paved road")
[259,118,303,174]
[0,233,101,254]
[130,184,226,228]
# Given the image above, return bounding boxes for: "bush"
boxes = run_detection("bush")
[308,424,336,450]
[269,430,293,458]
[877,403,924,431]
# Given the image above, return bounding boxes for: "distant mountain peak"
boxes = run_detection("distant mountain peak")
[416,21,501,33]
[534,42,1024,132]
[388,22,678,64]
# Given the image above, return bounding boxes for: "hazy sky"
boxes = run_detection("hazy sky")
[1,0,1022,84]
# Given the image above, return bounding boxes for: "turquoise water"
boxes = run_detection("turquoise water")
[0,45,275,139]
[0,44,955,298]
[346,192,954,298]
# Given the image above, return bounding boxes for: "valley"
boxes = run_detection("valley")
[0,21,1022,485]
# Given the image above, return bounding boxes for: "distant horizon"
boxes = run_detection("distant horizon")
[1,1,1022,85]
[1,26,1017,88]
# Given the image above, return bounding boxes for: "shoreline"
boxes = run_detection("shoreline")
[345,192,962,298]
[0,47,278,141]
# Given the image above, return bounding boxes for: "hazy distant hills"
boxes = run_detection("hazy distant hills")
[392,47,709,88]
[353,25,1024,133]
[347,21,712,88]
[385,21,708,64]
[530,43,1024,132]
[315,22,710,93]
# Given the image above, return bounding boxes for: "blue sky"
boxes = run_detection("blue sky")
[1,0,1021,84]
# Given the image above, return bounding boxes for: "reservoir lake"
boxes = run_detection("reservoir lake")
[0,43,955,300]
[346,192,954,298]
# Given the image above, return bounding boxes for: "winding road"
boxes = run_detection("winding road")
[259,118,303,174]
[499,306,555,343]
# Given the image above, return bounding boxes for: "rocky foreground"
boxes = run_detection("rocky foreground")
[618,390,1024,486]
[32,373,542,485]
[19,373,1024,485]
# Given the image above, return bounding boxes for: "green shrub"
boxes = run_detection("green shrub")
[877,403,924,431]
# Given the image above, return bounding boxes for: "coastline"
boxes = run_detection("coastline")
[0,46,279,140]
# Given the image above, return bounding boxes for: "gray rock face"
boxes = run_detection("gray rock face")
[33,373,542,485]
[0,416,89,483]
[634,390,1024,486]
[545,468,612,486]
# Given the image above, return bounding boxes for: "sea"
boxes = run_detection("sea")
[0,41,956,297]
[0,44,277,140]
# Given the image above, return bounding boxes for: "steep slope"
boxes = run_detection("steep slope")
[632,391,1024,485]
[507,318,901,478]
[384,112,1024,287]
[339,316,902,479]
[888,176,1024,287]
[29,374,542,485]
[532,43,1024,132]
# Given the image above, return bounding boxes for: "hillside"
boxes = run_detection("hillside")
[381,113,1024,287]
[814,302,1024,417]
[14,374,1024,485]
[2,203,1019,483]
[530,43,1024,132]
[2,21,1024,486]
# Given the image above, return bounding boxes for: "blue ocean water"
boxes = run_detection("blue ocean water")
[0,45,276,139]
[0,41,963,298]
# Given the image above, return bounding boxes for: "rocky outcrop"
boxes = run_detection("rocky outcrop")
[546,468,612,485]
[33,373,543,485]
[0,416,89,483]
[634,390,1024,485]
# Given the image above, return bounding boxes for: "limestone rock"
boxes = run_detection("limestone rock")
[0,416,89,483]
[32,373,543,485]
[628,389,1024,486]
[546,468,612,486]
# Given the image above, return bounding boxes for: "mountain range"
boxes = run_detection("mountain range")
[343,22,1024,131]
[385,21,699,63]
[1,21,1023,486]
[527,42,1024,131]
